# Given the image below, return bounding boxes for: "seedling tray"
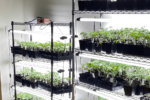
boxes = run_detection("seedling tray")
[41,54,72,61]
[96,82,123,91]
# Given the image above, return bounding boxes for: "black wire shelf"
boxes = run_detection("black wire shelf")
[76,82,141,100]
[13,22,70,26]
[74,10,150,14]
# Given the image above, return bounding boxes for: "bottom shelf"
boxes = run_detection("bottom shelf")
[75,82,141,100]
[15,82,72,100]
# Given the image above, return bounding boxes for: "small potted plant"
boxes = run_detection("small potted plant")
[21,67,31,87]
[123,72,137,96]
[79,32,89,50]
[135,70,147,95]
[63,77,72,93]
[11,39,23,55]
[143,75,150,94]
[143,34,150,57]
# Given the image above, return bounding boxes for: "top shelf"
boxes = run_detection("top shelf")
[74,10,150,14]
[13,22,70,26]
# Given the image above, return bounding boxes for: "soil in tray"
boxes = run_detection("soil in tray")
[78,0,86,10]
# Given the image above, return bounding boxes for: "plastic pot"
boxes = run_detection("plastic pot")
[108,0,117,10]
[107,80,117,87]
[136,0,148,10]
[87,41,95,51]
[143,47,150,57]
[102,42,106,51]
[124,85,137,96]
[135,45,144,56]
[146,0,150,10]
[117,0,126,10]
[105,43,116,54]
[53,52,62,57]
[78,0,86,10]
[100,0,108,11]
[94,43,102,52]
[143,86,150,94]
[129,44,136,55]
[30,81,38,89]
[15,74,22,82]
[27,50,40,58]
[123,44,130,55]
[79,40,86,50]
[62,52,68,56]
[92,0,100,10]
[85,0,93,10]
[11,46,22,55]
[26,80,31,87]
[21,78,27,86]
[135,85,144,95]
[126,0,136,10]
[87,76,95,85]
[116,43,123,53]
[22,49,27,57]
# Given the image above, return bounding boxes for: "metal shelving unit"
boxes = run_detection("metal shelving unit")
[72,1,150,100]
[11,21,74,100]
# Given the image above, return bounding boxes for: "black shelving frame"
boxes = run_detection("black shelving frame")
[72,1,150,100]
[11,21,73,100]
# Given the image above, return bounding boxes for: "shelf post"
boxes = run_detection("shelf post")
[51,21,54,100]
[69,22,72,98]
[72,0,75,99]
[11,21,17,99]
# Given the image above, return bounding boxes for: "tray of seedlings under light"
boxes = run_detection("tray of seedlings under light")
[15,67,72,94]
[11,40,73,61]
[79,59,150,97]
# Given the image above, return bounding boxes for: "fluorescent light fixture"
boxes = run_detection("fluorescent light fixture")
[77,17,111,22]
[9,30,78,39]
[79,54,150,69]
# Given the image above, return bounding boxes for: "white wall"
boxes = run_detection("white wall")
[0,0,24,100]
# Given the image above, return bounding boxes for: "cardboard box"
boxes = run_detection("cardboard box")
[37,18,49,24]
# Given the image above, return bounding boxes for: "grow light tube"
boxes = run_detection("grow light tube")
[9,30,76,39]
[79,54,150,69]
[77,17,111,22]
